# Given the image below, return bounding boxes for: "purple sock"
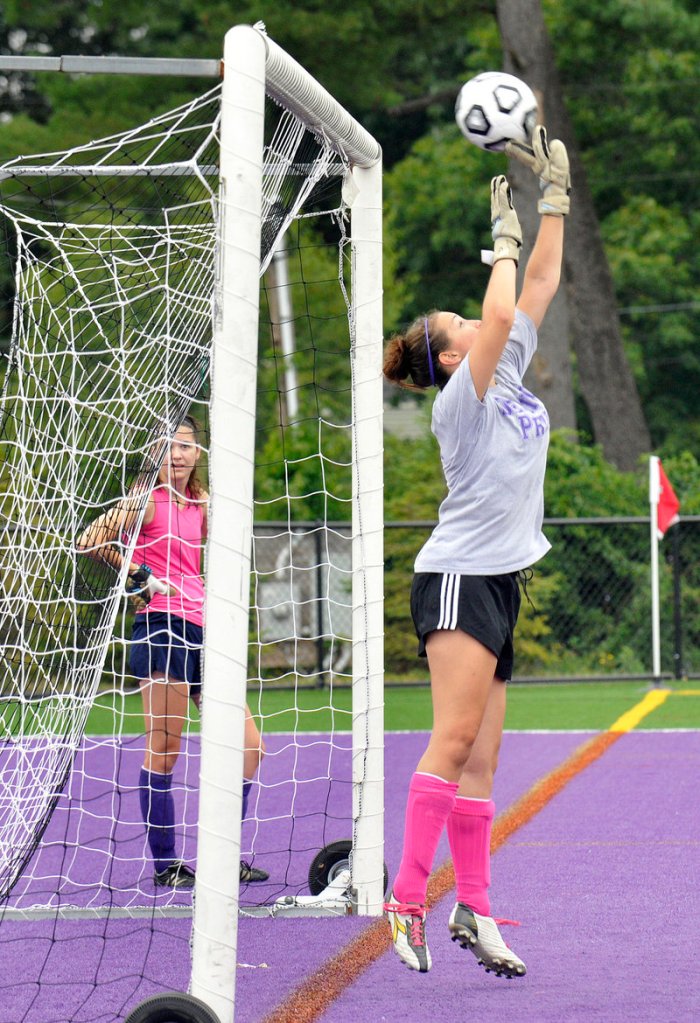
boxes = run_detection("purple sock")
[139,768,176,873]
[242,779,252,821]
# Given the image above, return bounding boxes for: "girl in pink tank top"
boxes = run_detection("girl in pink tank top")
[131,486,205,626]
[78,415,267,889]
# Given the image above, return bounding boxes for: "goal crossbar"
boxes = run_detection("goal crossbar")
[0,31,381,171]
[0,55,222,77]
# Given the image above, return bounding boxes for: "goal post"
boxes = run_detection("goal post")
[190,26,266,1012]
[349,160,384,916]
[192,28,384,1016]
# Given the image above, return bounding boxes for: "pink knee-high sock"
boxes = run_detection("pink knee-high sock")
[447,796,495,916]
[393,772,459,905]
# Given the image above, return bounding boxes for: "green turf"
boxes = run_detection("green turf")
[81,679,700,736]
[381,680,700,732]
[504,681,687,731]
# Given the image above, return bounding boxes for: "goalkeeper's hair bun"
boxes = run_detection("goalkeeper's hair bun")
[383,312,449,391]
[382,333,412,386]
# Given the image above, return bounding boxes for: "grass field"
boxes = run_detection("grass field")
[84,679,700,735]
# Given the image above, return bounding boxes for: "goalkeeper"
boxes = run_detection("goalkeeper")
[382,127,568,976]
[78,414,268,889]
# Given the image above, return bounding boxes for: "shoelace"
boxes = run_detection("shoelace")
[383,900,426,918]
[383,900,427,946]
[409,914,426,947]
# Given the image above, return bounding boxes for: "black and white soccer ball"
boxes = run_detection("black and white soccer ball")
[455,72,537,152]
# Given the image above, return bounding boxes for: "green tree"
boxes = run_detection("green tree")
[542,0,700,456]
[384,131,495,324]
[3,0,700,466]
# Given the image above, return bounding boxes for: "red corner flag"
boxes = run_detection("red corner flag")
[656,459,680,538]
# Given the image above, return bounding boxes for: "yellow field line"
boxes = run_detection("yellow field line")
[607,687,671,732]
[260,688,669,1023]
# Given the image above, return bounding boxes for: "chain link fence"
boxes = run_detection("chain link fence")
[251,524,353,686]
[391,516,700,683]
[253,517,700,686]
[78,516,699,691]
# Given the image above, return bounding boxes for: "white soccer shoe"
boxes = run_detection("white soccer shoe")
[448,902,526,978]
[384,892,431,973]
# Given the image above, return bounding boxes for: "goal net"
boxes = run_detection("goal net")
[0,25,383,1023]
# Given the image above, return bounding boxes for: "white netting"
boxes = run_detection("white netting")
[0,73,378,1023]
[0,88,221,903]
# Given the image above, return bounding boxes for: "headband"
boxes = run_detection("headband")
[424,317,436,387]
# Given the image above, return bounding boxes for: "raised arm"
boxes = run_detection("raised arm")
[516,214,564,328]
[467,176,520,399]
[506,125,569,329]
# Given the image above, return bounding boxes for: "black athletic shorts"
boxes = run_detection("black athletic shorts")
[410,571,523,681]
[130,611,203,695]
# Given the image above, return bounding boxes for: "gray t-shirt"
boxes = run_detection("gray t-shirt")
[414,309,551,576]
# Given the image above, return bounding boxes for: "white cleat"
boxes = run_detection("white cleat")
[384,892,431,973]
[448,902,526,978]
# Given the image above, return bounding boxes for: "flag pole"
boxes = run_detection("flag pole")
[649,455,661,686]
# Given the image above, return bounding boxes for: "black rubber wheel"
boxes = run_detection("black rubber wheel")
[308,839,388,897]
[123,992,221,1023]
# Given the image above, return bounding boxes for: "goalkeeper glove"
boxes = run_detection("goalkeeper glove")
[125,563,169,603]
[486,175,522,265]
[506,124,570,216]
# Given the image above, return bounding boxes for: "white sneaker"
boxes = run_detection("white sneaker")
[384,892,431,973]
[448,902,526,978]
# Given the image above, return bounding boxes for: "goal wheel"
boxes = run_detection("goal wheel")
[124,992,220,1023]
[308,839,388,896]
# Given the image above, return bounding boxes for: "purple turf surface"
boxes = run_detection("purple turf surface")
[309,731,700,1023]
[2,729,698,1023]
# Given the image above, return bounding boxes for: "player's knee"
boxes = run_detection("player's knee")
[149,753,179,774]
[245,727,265,769]
[148,733,181,770]
[439,726,480,773]
[245,744,264,777]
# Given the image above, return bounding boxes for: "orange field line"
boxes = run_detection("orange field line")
[259,728,623,1023]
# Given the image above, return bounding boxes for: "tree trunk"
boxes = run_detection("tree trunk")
[496,0,651,470]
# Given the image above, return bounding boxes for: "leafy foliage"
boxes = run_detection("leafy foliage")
[542,0,700,452]
[383,426,700,678]
[384,130,501,324]
[3,0,700,678]
[3,1,699,450]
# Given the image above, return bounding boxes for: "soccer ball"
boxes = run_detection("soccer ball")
[455,72,537,152]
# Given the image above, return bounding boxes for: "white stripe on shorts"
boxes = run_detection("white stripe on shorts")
[437,573,460,630]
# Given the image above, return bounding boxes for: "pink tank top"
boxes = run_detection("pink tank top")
[132,486,205,626]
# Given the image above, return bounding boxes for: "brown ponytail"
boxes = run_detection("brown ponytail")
[383,312,450,391]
